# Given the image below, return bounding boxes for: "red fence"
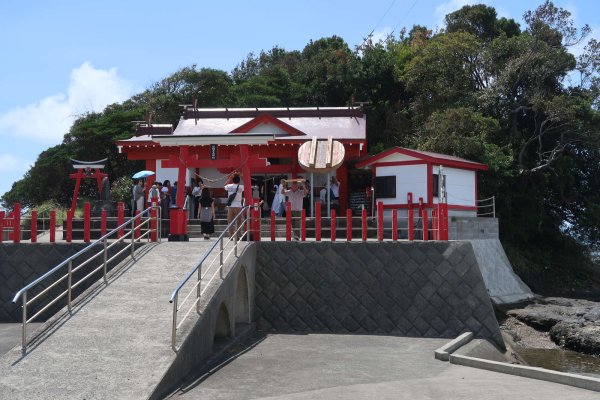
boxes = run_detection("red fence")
[1,202,160,244]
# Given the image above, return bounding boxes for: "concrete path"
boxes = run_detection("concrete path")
[0,239,247,400]
[169,334,598,400]
[0,324,43,357]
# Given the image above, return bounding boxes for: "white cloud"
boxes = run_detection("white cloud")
[0,154,31,173]
[370,27,393,44]
[0,62,133,144]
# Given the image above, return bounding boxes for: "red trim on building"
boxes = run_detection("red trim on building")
[367,160,426,167]
[230,113,306,136]
[356,147,488,171]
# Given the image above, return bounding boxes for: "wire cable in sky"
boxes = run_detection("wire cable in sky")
[393,0,420,36]
[360,0,398,47]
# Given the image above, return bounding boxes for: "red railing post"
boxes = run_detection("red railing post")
[270,210,276,241]
[49,211,56,243]
[13,203,21,243]
[150,206,157,242]
[315,202,322,242]
[30,210,37,243]
[301,209,306,241]
[285,202,291,241]
[407,193,414,241]
[331,209,336,242]
[101,209,107,238]
[84,202,91,242]
[432,208,438,240]
[256,204,262,241]
[392,209,398,241]
[346,209,352,241]
[408,209,414,241]
[118,202,124,239]
[66,211,73,243]
[0,211,4,243]
[440,203,449,240]
[377,201,383,242]
[422,209,429,241]
[361,208,367,241]
[135,210,141,239]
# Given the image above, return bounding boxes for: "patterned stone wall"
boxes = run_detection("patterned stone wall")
[255,241,504,348]
[0,243,133,322]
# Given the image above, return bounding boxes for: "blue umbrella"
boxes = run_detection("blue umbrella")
[132,170,155,179]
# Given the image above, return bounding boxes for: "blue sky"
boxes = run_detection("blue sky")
[0,0,598,200]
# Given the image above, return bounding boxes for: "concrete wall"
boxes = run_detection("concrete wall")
[150,244,257,400]
[254,241,504,349]
[0,243,133,322]
[450,217,499,240]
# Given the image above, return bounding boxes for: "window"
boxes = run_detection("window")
[375,176,396,198]
[432,173,446,198]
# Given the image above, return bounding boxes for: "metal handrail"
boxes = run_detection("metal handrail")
[12,205,161,351]
[169,206,250,349]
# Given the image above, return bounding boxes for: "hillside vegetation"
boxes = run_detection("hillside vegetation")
[2,2,599,295]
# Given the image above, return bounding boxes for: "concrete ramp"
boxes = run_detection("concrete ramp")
[469,239,534,305]
[0,241,228,399]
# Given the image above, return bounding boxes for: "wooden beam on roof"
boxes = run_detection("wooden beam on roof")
[182,107,363,120]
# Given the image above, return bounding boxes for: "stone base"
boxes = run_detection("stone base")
[168,234,189,242]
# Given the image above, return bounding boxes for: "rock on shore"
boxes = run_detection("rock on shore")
[506,297,600,356]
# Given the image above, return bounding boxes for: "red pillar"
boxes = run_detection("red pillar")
[407,192,414,241]
[315,202,322,241]
[101,210,107,237]
[285,202,292,241]
[13,203,21,243]
[439,203,449,241]
[301,209,306,241]
[66,211,73,243]
[331,209,336,242]
[337,163,348,213]
[150,206,157,242]
[392,209,398,241]
[0,211,4,243]
[176,146,189,209]
[361,208,367,241]
[49,211,56,243]
[377,201,383,242]
[30,210,37,243]
[270,210,276,241]
[240,145,253,208]
[422,209,429,241]
[118,202,125,239]
[84,202,91,243]
[346,209,352,241]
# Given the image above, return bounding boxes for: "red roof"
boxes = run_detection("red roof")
[355,147,488,171]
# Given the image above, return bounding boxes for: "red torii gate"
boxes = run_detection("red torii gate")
[69,158,108,215]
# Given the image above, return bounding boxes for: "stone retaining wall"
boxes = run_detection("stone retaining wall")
[255,241,504,348]
[0,243,134,322]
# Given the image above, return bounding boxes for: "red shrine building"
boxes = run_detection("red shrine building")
[116,107,368,214]
[116,106,487,219]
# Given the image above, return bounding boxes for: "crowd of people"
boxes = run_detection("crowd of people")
[131,173,341,240]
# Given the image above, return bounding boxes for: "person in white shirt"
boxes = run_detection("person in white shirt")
[224,175,244,238]
[282,179,308,239]
[319,187,327,204]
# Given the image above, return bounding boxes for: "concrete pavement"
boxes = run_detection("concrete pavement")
[169,334,599,400]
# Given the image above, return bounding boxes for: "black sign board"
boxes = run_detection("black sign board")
[210,144,217,160]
